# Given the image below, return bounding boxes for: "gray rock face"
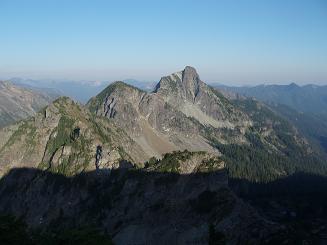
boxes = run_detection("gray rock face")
[154,66,201,102]
[87,67,251,159]
[157,67,250,128]
[182,66,201,101]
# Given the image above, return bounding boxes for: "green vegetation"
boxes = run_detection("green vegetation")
[145,151,223,173]
[213,139,327,183]
[197,98,327,182]
[144,156,158,168]
[0,121,37,154]
[47,115,75,156]
[40,115,93,176]
[152,150,205,173]
[153,152,182,172]
[92,118,111,143]
[198,157,224,172]
[272,104,327,155]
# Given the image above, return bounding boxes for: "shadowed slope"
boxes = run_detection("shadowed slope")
[0,166,282,245]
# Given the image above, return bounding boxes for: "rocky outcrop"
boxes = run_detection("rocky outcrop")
[154,66,250,128]
[146,150,225,174]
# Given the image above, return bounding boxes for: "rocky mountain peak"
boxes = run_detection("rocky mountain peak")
[181,66,201,101]
[87,80,146,114]
[182,66,199,82]
[154,66,203,102]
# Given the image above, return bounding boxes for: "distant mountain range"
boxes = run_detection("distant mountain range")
[123,79,157,92]
[9,77,156,103]
[10,77,107,104]
[11,77,327,113]
[216,83,327,114]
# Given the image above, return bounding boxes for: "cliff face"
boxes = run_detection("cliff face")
[0,97,146,176]
[154,66,249,127]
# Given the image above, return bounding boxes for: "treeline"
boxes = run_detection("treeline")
[213,140,327,183]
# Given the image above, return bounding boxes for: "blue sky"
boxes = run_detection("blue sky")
[0,0,326,85]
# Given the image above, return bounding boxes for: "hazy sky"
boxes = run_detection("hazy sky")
[0,0,326,85]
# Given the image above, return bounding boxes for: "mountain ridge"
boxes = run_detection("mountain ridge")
[216,83,327,114]
[0,80,59,128]
[0,96,147,176]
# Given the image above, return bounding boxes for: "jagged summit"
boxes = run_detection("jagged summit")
[153,66,203,102]
[181,66,201,100]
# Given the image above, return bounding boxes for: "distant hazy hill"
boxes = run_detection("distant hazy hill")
[11,78,107,104]
[0,81,59,128]
[10,78,156,103]
[270,104,327,156]
[216,83,327,114]
[123,79,157,92]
